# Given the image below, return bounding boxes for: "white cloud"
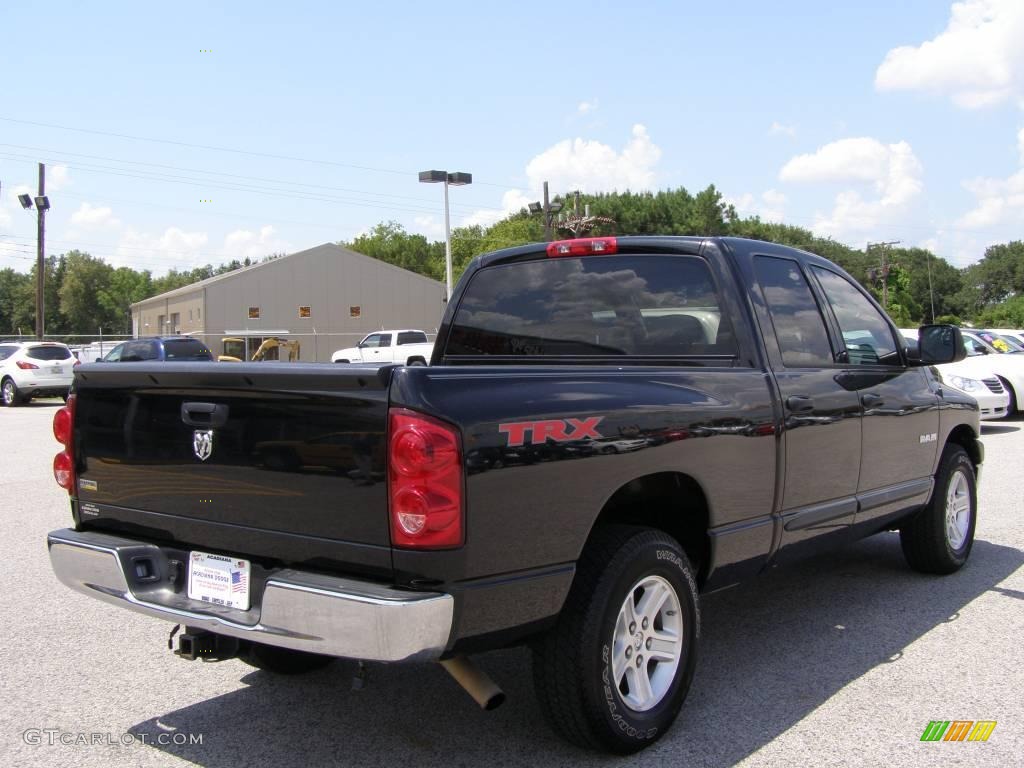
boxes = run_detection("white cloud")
[524,124,661,193]
[954,124,1024,229]
[769,121,796,138]
[728,189,787,222]
[115,227,209,271]
[577,100,599,115]
[70,202,121,230]
[455,125,663,232]
[48,164,71,191]
[0,183,33,235]
[875,0,1024,109]
[221,225,292,261]
[413,214,446,238]
[956,167,1024,228]
[779,137,924,240]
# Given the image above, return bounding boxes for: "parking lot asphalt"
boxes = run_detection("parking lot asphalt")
[1,401,1021,768]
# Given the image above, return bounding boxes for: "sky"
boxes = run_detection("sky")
[1,0,1022,274]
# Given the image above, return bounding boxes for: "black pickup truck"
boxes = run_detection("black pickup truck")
[47,236,981,753]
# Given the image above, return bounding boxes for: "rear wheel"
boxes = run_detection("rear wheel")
[238,643,335,675]
[900,445,977,574]
[532,526,700,753]
[2,378,21,407]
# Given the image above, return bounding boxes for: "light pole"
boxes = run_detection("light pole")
[419,169,472,299]
[17,162,50,339]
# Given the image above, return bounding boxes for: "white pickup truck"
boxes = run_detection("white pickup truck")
[330,329,433,365]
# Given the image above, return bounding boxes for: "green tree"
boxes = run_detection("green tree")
[0,268,32,335]
[59,251,118,334]
[344,221,439,280]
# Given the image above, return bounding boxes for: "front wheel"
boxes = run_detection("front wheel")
[532,526,700,753]
[2,379,21,407]
[900,445,977,574]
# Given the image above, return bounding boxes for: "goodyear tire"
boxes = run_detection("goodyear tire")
[900,445,977,575]
[239,642,335,675]
[532,526,699,753]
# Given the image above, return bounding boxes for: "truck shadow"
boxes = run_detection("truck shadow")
[130,536,1022,767]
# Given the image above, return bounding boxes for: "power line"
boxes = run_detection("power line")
[0,115,510,188]
[0,142,502,212]
[0,153,460,217]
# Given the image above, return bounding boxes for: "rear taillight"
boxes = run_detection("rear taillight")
[52,395,76,492]
[388,408,463,548]
[16,360,39,369]
[546,236,618,257]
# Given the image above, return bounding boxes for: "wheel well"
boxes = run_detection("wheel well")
[995,376,1018,408]
[589,472,711,587]
[946,424,981,468]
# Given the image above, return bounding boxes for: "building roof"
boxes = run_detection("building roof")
[130,242,443,309]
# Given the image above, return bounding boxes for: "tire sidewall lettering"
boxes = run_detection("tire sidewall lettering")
[595,541,698,744]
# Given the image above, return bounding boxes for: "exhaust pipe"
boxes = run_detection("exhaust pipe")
[440,656,506,710]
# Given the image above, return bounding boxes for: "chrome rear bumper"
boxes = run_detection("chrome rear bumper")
[47,528,453,662]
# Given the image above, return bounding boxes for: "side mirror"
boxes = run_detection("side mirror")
[911,325,966,365]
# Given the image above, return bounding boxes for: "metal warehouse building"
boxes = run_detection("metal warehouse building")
[130,243,446,362]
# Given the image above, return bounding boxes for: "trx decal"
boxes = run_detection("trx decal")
[498,417,604,447]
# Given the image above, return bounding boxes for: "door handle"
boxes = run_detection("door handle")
[785,395,815,413]
[861,393,884,408]
[181,402,229,428]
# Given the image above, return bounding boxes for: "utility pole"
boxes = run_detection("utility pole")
[36,163,46,339]
[925,251,936,323]
[558,189,616,237]
[528,181,563,241]
[866,240,900,309]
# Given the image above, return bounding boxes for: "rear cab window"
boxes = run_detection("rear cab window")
[444,254,738,363]
[26,345,73,361]
[162,339,213,361]
[397,331,428,345]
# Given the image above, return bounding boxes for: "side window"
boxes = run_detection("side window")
[361,335,380,348]
[754,256,835,367]
[963,336,987,356]
[103,344,124,362]
[379,334,392,348]
[0,345,19,362]
[122,341,157,361]
[812,267,900,366]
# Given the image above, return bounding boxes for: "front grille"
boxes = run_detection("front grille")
[983,378,1004,394]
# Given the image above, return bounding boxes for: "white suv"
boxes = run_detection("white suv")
[0,341,76,406]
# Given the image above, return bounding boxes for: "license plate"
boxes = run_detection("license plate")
[187,551,251,610]
[51,366,63,374]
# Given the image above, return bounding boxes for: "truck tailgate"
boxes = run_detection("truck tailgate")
[71,362,395,576]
